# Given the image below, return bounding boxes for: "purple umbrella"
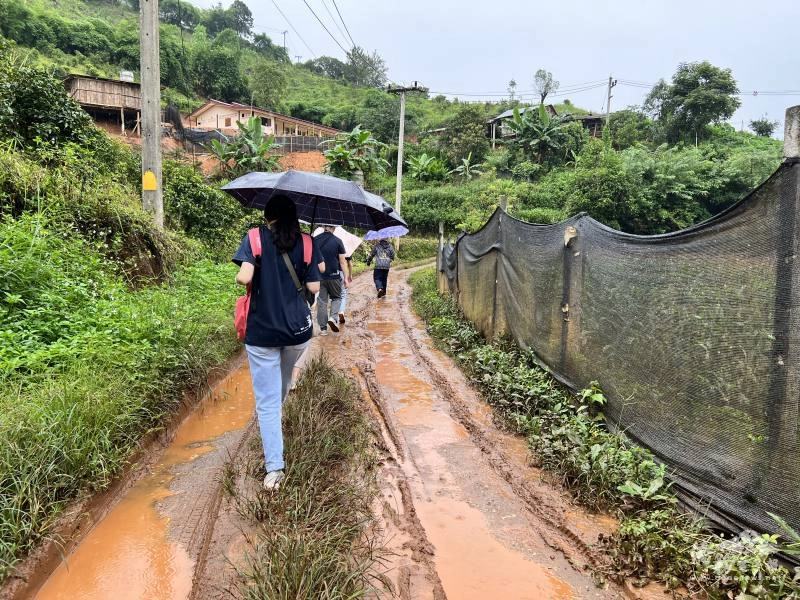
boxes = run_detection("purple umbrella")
[363,225,409,240]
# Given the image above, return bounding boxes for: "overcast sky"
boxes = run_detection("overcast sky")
[192,0,800,136]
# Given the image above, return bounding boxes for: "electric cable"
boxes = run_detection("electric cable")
[269,0,316,58]
[330,0,357,48]
[319,0,352,49]
[301,0,350,55]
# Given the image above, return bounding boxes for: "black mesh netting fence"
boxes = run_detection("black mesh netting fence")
[439,159,800,535]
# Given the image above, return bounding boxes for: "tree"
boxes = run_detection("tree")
[608,108,653,149]
[749,117,778,137]
[251,33,289,63]
[506,104,572,164]
[356,90,402,143]
[644,61,741,143]
[344,46,387,88]
[0,52,93,148]
[249,60,287,111]
[227,0,253,37]
[208,116,281,177]
[201,4,230,36]
[302,56,348,79]
[160,0,201,31]
[507,79,517,102]
[435,105,490,167]
[191,44,248,100]
[322,125,388,179]
[534,68,559,104]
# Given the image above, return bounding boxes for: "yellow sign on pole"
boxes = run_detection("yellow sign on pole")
[142,170,158,191]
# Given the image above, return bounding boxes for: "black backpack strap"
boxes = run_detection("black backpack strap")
[282,252,304,294]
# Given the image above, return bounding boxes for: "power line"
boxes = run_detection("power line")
[330,0,357,48]
[268,0,316,58]
[301,0,350,55]
[319,0,351,49]
[428,82,607,99]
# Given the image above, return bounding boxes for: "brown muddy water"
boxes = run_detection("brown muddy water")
[367,314,581,600]
[33,366,254,600]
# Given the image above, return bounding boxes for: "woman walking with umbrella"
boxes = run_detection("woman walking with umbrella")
[233,194,321,490]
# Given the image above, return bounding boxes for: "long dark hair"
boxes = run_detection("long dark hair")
[264,194,300,253]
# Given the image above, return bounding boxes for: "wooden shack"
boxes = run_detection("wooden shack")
[63,74,142,135]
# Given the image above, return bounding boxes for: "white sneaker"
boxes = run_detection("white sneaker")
[319,328,328,336]
[327,318,339,332]
[263,470,284,491]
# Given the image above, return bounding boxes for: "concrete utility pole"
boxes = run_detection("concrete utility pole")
[282,30,288,52]
[605,75,617,128]
[387,81,427,250]
[140,0,163,229]
[784,105,800,159]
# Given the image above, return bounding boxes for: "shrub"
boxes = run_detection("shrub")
[163,160,249,259]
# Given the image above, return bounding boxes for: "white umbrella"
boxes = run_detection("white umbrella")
[312,226,363,257]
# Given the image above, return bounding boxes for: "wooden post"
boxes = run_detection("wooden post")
[499,195,508,212]
[437,220,444,272]
[120,107,125,136]
[394,89,406,253]
[139,0,163,228]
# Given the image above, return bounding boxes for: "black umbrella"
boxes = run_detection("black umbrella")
[221,171,406,230]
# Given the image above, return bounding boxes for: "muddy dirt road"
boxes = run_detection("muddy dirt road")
[18,266,645,599]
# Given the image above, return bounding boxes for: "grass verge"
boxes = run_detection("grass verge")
[0,255,240,581]
[408,267,800,599]
[233,354,383,599]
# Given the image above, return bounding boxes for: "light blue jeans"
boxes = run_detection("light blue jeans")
[245,342,309,472]
[339,271,348,313]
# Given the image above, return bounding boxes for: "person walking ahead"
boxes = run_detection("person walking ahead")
[366,239,396,298]
[315,224,349,335]
[233,194,321,490]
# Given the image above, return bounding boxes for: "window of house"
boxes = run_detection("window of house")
[225,117,231,127]
[261,117,272,127]
[241,113,246,118]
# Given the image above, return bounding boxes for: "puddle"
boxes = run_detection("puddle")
[34,365,255,600]
[416,498,575,600]
[369,311,577,599]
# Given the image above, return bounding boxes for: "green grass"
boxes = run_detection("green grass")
[0,253,240,580]
[233,355,383,599]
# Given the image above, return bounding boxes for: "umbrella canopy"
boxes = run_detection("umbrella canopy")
[221,170,406,230]
[363,225,409,241]
[312,226,363,257]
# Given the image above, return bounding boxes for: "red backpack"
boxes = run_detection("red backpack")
[235,228,313,342]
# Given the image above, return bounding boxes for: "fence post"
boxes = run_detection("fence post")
[499,195,508,211]
[784,105,800,159]
[437,220,444,273]
[762,105,800,502]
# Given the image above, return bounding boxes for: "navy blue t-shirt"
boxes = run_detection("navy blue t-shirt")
[233,227,321,347]
[314,231,346,280]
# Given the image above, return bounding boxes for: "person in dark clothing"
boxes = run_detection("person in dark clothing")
[233,194,321,490]
[366,239,396,298]
[314,225,349,334]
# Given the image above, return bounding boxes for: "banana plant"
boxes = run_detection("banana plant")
[207,117,282,177]
[505,103,571,164]
[448,152,484,180]
[406,153,447,182]
[321,124,388,179]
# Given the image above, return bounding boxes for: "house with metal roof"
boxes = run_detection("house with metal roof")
[187,99,340,138]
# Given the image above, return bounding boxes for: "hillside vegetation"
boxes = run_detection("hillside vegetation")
[0,46,249,580]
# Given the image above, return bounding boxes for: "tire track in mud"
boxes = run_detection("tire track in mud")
[355,360,447,600]
[332,267,622,600]
[393,280,608,570]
